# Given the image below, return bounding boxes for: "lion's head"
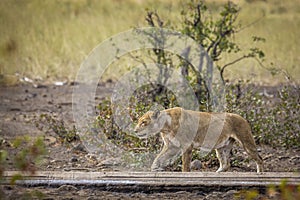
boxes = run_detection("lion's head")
[134,110,170,139]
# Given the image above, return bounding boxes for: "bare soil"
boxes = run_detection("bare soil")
[0,83,299,199]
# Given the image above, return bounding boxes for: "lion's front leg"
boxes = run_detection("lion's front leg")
[151,144,181,171]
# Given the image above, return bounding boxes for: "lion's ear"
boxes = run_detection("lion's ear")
[151,110,160,120]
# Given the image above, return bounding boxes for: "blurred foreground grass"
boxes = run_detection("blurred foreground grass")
[0,0,299,84]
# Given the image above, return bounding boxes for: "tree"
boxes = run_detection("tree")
[144,0,265,109]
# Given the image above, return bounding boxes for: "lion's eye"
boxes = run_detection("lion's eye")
[141,121,146,127]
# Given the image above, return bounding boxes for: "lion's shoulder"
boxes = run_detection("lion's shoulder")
[165,107,182,119]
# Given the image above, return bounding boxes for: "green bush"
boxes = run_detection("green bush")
[0,136,46,186]
[36,114,79,144]
[226,81,299,148]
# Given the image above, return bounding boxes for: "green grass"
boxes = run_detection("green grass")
[0,0,299,84]
[222,0,300,84]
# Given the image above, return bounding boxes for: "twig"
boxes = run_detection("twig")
[220,55,251,82]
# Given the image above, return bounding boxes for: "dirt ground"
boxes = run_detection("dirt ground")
[0,185,262,200]
[0,83,299,199]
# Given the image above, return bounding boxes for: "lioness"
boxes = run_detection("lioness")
[134,107,263,173]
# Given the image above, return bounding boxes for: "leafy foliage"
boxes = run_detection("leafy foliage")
[236,180,300,200]
[36,114,79,144]
[11,136,45,175]
[180,1,241,61]
[96,85,178,153]
[226,81,299,148]
[147,1,265,84]
[143,0,266,112]
[0,149,7,178]
[0,136,46,192]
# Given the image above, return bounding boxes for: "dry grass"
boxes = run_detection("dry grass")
[0,0,299,84]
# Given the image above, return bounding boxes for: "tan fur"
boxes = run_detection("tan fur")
[134,107,263,173]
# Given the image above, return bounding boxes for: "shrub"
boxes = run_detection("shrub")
[36,114,79,144]
[226,81,299,148]
[0,135,46,195]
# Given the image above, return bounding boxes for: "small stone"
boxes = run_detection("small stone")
[70,156,78,162]
[33,84,47,88]
[77,190,87,196]
[57,185,78,191]
[289,156,300,164]
[222,190,238,198]
[44,136,57,146]
[86,197,97,200]
[69,81,79,86]
[3,185,13,190]
[72,143,87,153]
[99,157,121,167]
[191,159,202,171]
[54,81,67,86]
[85,154,98,162]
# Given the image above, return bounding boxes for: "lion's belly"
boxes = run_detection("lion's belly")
[192,134,230,151]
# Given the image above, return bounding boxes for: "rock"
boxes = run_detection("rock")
[290,156,300,164]
[204,191,222,200]
[77,190,87,196]
[70,156,78,162]
[86,196,98,200]
[9,108,21,111]
[99,157,121,167]
[222,190,238,198]
[54,81,67,86]
[85,154,98,162]
[44,136,57,146]
[27,93,37,98]
[0,137,11,147]
[57,185,78,192]
[71,142,87,153]
[191,159,202,170]
[33,84,47,88]
[69,81,79,86]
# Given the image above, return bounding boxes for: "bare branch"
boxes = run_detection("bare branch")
[220,55,251,82]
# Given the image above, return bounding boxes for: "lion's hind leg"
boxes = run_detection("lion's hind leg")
[242,142,264,173]
[215,138,235,172]
[236,133,264,173]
